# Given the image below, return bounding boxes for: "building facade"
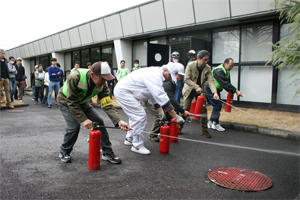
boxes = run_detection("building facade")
[5,0,299,109]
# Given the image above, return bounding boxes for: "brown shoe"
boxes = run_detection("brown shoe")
[202,131,211,138]
[7,103,14,109]
[1,103,6,107]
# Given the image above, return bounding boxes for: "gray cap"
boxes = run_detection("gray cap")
[0,49,5,53]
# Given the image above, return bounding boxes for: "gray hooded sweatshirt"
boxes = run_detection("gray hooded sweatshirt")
[7,63,18,78]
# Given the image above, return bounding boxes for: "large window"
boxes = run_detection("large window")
[276,23,299,105]
[241,22,273,62]
[133,40,147,67]
[39,56,49,71]
[64,52,71,70]
[240,66,273,103]
[102,45,113,68]
[73,51,80,66]
[81,49,89,68]
[91,47,100,63]
[213,26,240,64]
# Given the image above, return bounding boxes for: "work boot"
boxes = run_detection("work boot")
[202,131,211,138]
[7,103,14,109]
[102,153,122,164]
[149,134,160,142]
[1,103,6,107]
[131,145,151,155]
[59,152,71,163]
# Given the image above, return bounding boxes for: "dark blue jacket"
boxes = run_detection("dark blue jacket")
[48,66,62,82]
[106,68,115,85]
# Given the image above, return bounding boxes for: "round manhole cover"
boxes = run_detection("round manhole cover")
[7,110,25,113]
[208,167,273,191]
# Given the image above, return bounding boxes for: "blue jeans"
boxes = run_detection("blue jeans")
[206,85,222,124]
[32,85,36,99]
[48,81,60,106]
[42,85,49,105]
[9,78,16,102]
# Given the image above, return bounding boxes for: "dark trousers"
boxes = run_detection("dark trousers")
[108,84,114,99]
[58,102,113,155]
[42,85,49,105]
[35,87,44,102]
[206,85,222,124]
[183,90,208,132]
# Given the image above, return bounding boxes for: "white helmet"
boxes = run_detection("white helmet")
[187,50,196,58]
[177,63,185,76]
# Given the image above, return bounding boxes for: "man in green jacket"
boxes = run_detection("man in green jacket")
[57,61,131,163]
[182,50,219,138]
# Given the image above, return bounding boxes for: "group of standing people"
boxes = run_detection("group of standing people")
[0,49,26,108]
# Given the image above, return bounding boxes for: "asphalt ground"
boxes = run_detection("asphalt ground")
[1,95,299,199]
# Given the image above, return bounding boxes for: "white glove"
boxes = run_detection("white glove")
[158,110,166,121]
[174,115,185,124]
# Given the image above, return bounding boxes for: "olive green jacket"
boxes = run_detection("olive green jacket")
[182,61,217,99]
[57,70,121,124]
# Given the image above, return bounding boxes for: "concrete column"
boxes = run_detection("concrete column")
[51,52,65,71]
[22,58,31,88]
[113,39,132,71]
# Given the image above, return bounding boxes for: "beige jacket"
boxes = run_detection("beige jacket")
[182,61,217,99]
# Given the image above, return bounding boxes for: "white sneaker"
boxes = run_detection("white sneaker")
[215,124,225,132]
[211,122,217,130]
[131,145,151,155]
[124,138,133,146]
[207,121,213,129]
[32,98,35,101]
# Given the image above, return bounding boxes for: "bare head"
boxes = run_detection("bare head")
[223,58,234,72]
[197,50,210,67]
[0,49,5,59]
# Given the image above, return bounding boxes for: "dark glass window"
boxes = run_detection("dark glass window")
[73,51,80,66]
[81,49,90,68]
[91,47,100,64]
[102,45,113,67]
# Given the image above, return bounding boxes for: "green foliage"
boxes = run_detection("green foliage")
[264,0,300,100]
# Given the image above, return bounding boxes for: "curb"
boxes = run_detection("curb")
[195,120,299,141]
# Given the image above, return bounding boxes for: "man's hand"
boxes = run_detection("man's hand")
[57,71,60,74]
[158,110,166,121]
[110,83,113,86]
[118,120,131,131]
[83,119,93,129]
[183,110,190,117]
[236,90,243,97]
[213,93,220,100]
[174,115,185,124]
[196,87,202,94]
[52,73,56,76]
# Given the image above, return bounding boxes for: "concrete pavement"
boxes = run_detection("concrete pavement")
[0,95,299,199]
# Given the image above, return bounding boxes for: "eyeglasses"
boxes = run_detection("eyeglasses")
[202,58,209,62]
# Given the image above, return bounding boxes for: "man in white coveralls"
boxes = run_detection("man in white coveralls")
[114,62,185,155]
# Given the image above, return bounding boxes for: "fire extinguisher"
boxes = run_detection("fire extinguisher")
[193,95,205,120]
[225,93,234,112]
[88,122,101,170]
[190,100,196,115]
[170,118,179,143]
[159,123,170,155]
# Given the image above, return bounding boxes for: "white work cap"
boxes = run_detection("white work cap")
[165,62,185,83]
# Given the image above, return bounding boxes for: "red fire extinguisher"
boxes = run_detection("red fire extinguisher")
[170,118,179,143]
[88,124,101,170]
[190,100,196,114]
[225,93,234,112]
[193,95,205,120]
[159,124,170,155]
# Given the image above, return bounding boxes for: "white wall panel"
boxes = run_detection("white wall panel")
[90,19,107,43]
[121,8,143,36]
[163,0,195,28]
[78,24,93,45]
[104,14,123,39]
[19,46,25,58]
[68,28,81,47]
[45,37,54,52]
[10,49,16,58]
[230,0,273,17]
[52,34,62,51]
[15,48,21,58]
[60,31,71,49]
[194,0,230,22]
[140,1,166,32]
[23,45,31,58]
[28,43,35,57]
[39,39,47,54]
[33,41,41,55]
[5,50,10,59]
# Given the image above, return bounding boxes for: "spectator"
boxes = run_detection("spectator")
[106,61,115,99]
[171,51,183,106]
[116,60,129,81]
[31,65,38,101]
[57,63,64,105]
[187,50,197,64]
[34,64,45,104]
[47,58,62,108]
[7,56,17,103]
[132,59,141,71]
[71,61,80,73]
[87,62,92,69]
[0,49,14,108]
[42,68,49,107]
[15,58,25,102]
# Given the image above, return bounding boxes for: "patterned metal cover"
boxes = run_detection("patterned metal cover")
[208,167,273,191]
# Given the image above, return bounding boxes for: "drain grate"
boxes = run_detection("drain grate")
[207,167,273,191]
